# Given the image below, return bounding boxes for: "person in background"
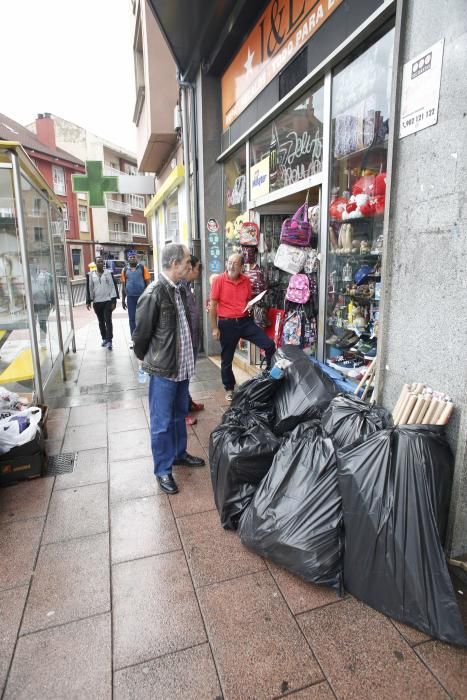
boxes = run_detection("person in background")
[86,256,119,350]
[31,266,54,349]
[209,253,275,401]
[121,250,150,348]
[133,243,205,495]
[181,255,204,426]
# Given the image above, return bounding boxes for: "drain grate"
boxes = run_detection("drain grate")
[46,452,77,475]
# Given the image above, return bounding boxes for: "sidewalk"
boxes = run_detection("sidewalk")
[0,308,466,699]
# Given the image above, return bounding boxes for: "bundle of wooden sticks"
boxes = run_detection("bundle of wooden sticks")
[392,383,454,426]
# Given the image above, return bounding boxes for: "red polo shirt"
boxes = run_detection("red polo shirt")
[211,272,252,318]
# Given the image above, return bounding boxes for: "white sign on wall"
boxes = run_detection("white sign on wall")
[399,39,444,139]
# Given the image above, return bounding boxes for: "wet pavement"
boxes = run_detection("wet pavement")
[0,307,466,699]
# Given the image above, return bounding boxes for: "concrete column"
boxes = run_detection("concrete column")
[378,0,467,556]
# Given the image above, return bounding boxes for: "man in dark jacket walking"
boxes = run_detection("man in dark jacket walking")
[133,243,206,494]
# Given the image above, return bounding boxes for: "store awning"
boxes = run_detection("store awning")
[146,0,269,80]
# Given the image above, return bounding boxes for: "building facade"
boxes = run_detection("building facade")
[0,112,87,279]
[27,114,152,271]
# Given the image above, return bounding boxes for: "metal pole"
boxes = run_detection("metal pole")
[46,205,66,380]
[10,151,44,404]
[188,84,200,242]
[317,70,332,363]
[180,86,192,243]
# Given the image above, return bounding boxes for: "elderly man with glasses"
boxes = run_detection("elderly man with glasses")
[209,253,275,401]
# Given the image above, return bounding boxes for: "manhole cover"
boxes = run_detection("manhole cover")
[45,452,77,475]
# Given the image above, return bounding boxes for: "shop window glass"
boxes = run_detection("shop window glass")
[223,146,247,262]
[50,208,72,342]
[325,29,394,394]
[250,82,324,197]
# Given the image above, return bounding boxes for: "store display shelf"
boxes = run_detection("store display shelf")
[330,214,384,225]
[326,361,361,381]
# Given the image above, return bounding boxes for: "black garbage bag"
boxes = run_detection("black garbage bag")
[322,394,390,449]
[209,409,281,530]
[230,371,279,426]
[337,425,467,646]
[239,421,344,592]
[273,346,338,435]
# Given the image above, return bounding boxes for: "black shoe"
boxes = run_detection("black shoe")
[173,452,206,468]
[156,474,179,494]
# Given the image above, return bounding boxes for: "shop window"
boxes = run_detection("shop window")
[52,166,66,195]
[250,82,324,196]
[71,248,82,276]
[223,146,247,263]
[325,29,394,394]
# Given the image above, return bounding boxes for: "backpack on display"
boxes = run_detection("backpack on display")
[239,222,260,246]
[280,203,312,246]
[274,244,307,275]
[241,245,257,265]
[253,304,270,328]
[286,274,310,304]
[245,267,267,295]
[282,310,302,345]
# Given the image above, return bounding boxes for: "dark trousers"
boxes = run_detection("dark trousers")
[218,317,276,390]
[126,295,140,336]
[93,301,114,342]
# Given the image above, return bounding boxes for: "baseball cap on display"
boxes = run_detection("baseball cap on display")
[354,265,373,285]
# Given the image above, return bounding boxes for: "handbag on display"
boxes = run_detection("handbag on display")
[241,245,258,265]
[286,274,310,304]
[282,310,302,345]
[239,222,260,246]
[274,244,307,275]
[245,266,267,295]
[280,203,312,246]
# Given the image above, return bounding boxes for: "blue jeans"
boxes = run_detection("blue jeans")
[126,295,140,336]
[148,375,189,476]
[218,317,276,390]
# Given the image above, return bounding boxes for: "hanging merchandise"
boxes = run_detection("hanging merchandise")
[241,245,258,265]
[302,315,317,348]
[308,205,320,234]
[321,394,390,448]
[239,221,260,246]
[280,203,312,246]
[265,308,285,348]
[274,244,307,274]
[209,409,281,530]
[245,266,267,295]
[253,304,270,330]
[337,425,467,646]
[239,420,344,593]
[273,346,338,434]
[282,310,302,346]
[285,274,310,304]
[342,260,353,282]
[304,248,319,274]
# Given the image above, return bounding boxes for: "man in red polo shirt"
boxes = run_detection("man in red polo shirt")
[209,253,275,401]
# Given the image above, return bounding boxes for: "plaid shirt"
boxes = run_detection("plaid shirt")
[162,274,194,382]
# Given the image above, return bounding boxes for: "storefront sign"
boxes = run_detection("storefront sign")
[250,156,270,199]
[221,0,343,128]
[399,39,444,139]
[207,218,220,233]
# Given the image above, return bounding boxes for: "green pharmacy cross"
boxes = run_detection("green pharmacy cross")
[72,161,118,207]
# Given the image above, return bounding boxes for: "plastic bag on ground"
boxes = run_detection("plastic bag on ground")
[0,407,42,455]
[337,425,467,646]
[273,346,338,435]
[321,393,390,449]
[239,420,344,592]
[230,371,279,426]
[209,409,281,530]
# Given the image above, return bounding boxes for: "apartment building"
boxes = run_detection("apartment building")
[27,114,152,270]
[0,112,87,278]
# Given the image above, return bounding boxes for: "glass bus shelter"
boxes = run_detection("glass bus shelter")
[0,142,75,404]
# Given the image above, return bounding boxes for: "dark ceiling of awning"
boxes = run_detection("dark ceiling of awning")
[147,0,270,80]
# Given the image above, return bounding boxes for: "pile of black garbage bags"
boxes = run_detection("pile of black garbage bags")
[209,346,467,646]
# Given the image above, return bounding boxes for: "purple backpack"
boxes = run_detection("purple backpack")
[245,267,267,295]
[280,203,312,246]
[286,274,310,304]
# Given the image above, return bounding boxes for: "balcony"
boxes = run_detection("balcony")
[104,165,126,177]
[106,198,131,215]
[109,230,132,243]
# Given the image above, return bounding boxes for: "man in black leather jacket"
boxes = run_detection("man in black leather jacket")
[133,243,206,494]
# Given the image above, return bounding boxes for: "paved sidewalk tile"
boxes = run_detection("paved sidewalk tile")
[416,640,467,698]
[391,619,432,646]
[111,496,180,563]
[63,422,107,452]
[177,509,266,588]
[0,519,43,590]
[68,403,107,427]
[112,551,206,670]
[21,533,110,634]
[109,428,151,462]
[43,482,108,544]
[266,561,341,615]
[169,467,215,518]
[298,596,448,699]
[0,587,28,694]
[113,643,222,700]
[108,407,148,434]
[54,448,108,490]
[109,456,160,502]
[280,682,336,699]
[4,613,111,700]
[0,478,53,524]
[197,570,323,699]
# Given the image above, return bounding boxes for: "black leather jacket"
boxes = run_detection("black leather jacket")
[133,275,193,377]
